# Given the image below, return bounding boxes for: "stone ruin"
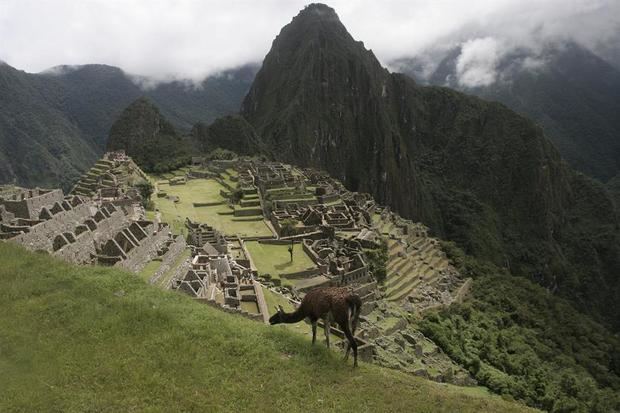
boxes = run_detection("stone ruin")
[175,218,267,322]
[0,153,471,381]
[300,237,375,291]
[172,250,267,323]
[185,218,228,251]
[70,150,148,207]
[0,183,177,273]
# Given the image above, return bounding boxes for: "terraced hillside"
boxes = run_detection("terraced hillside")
[373,212,466,308]
[71,158,117,197]
[71,154,147,198]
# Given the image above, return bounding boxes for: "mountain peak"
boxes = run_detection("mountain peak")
[242,3,385,123]
[295,3,339,21]
[106,97,189,171]
[278,2,350,44]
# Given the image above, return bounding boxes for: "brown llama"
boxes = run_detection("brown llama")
[269,287,362,367]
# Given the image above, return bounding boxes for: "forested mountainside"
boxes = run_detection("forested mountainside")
[0,62,255,189]
[195,4,620,330]
[394,43,620,182]
[0,62,99,190]
[106,97,190,172]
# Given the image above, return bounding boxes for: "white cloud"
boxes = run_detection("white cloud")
[456,37,504,88]
[521,56,546,71]
[0,0,618,82]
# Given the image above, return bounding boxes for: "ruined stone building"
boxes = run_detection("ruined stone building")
[0,185,175,273]
[71,150,148,203]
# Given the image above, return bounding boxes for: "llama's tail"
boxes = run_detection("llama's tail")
[346,294,363,335]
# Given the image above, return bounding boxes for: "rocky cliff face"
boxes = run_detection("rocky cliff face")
[239,3,620,326]
[242,4,431,222]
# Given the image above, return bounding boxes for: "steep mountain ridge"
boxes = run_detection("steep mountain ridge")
[394,43,620,181]
[242,4,430,221]
[0,63,99,189]
[236,3,620,327]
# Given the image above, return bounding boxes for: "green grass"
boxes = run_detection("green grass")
[194,205,271,237]
[144,210,156,221]
[245,241,316,279]
[261,286,317,339]
[0,243,535,412]
[221,171,237,189]
[150,177,272,237]
[380,317,403,332]
[137,259,162,282]
[149,168,187,181]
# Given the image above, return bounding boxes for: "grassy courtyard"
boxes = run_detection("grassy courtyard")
[151,178,272,237]
[245,241,316,280]
[0,243,535,412]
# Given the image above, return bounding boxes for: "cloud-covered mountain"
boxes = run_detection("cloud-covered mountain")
[219,4,620,335]
[394,41,620,182]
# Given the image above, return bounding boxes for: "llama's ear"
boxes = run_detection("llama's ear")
[274,306,280,314]
[278,305,284,313]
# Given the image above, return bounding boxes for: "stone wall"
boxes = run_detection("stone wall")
[168,259,193,290]
[354,281,377,297]
[9,203,113,252]
[0,188,64,219]
[148,236,188,285]
[197,297,264,322]
[116,225,172,273]
[339,265,370,285]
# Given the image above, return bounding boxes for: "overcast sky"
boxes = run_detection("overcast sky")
[1,0,618,83]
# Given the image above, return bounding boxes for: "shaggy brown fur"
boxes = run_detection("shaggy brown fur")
[269,287,362,367]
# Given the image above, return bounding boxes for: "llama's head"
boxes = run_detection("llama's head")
[269,305,285,325]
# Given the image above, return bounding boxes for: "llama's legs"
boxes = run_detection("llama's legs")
[311,319,317,345]
[324,318,331,348]
[341,323,358,367]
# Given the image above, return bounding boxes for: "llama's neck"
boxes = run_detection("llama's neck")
[280,308,307,324]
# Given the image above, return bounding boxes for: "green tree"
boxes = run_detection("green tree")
[365,241,388,283]
[280,219,298,236]
[135,180,154,208]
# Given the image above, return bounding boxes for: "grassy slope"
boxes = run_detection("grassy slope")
[245,241,316,280]
[0,242,534,412]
